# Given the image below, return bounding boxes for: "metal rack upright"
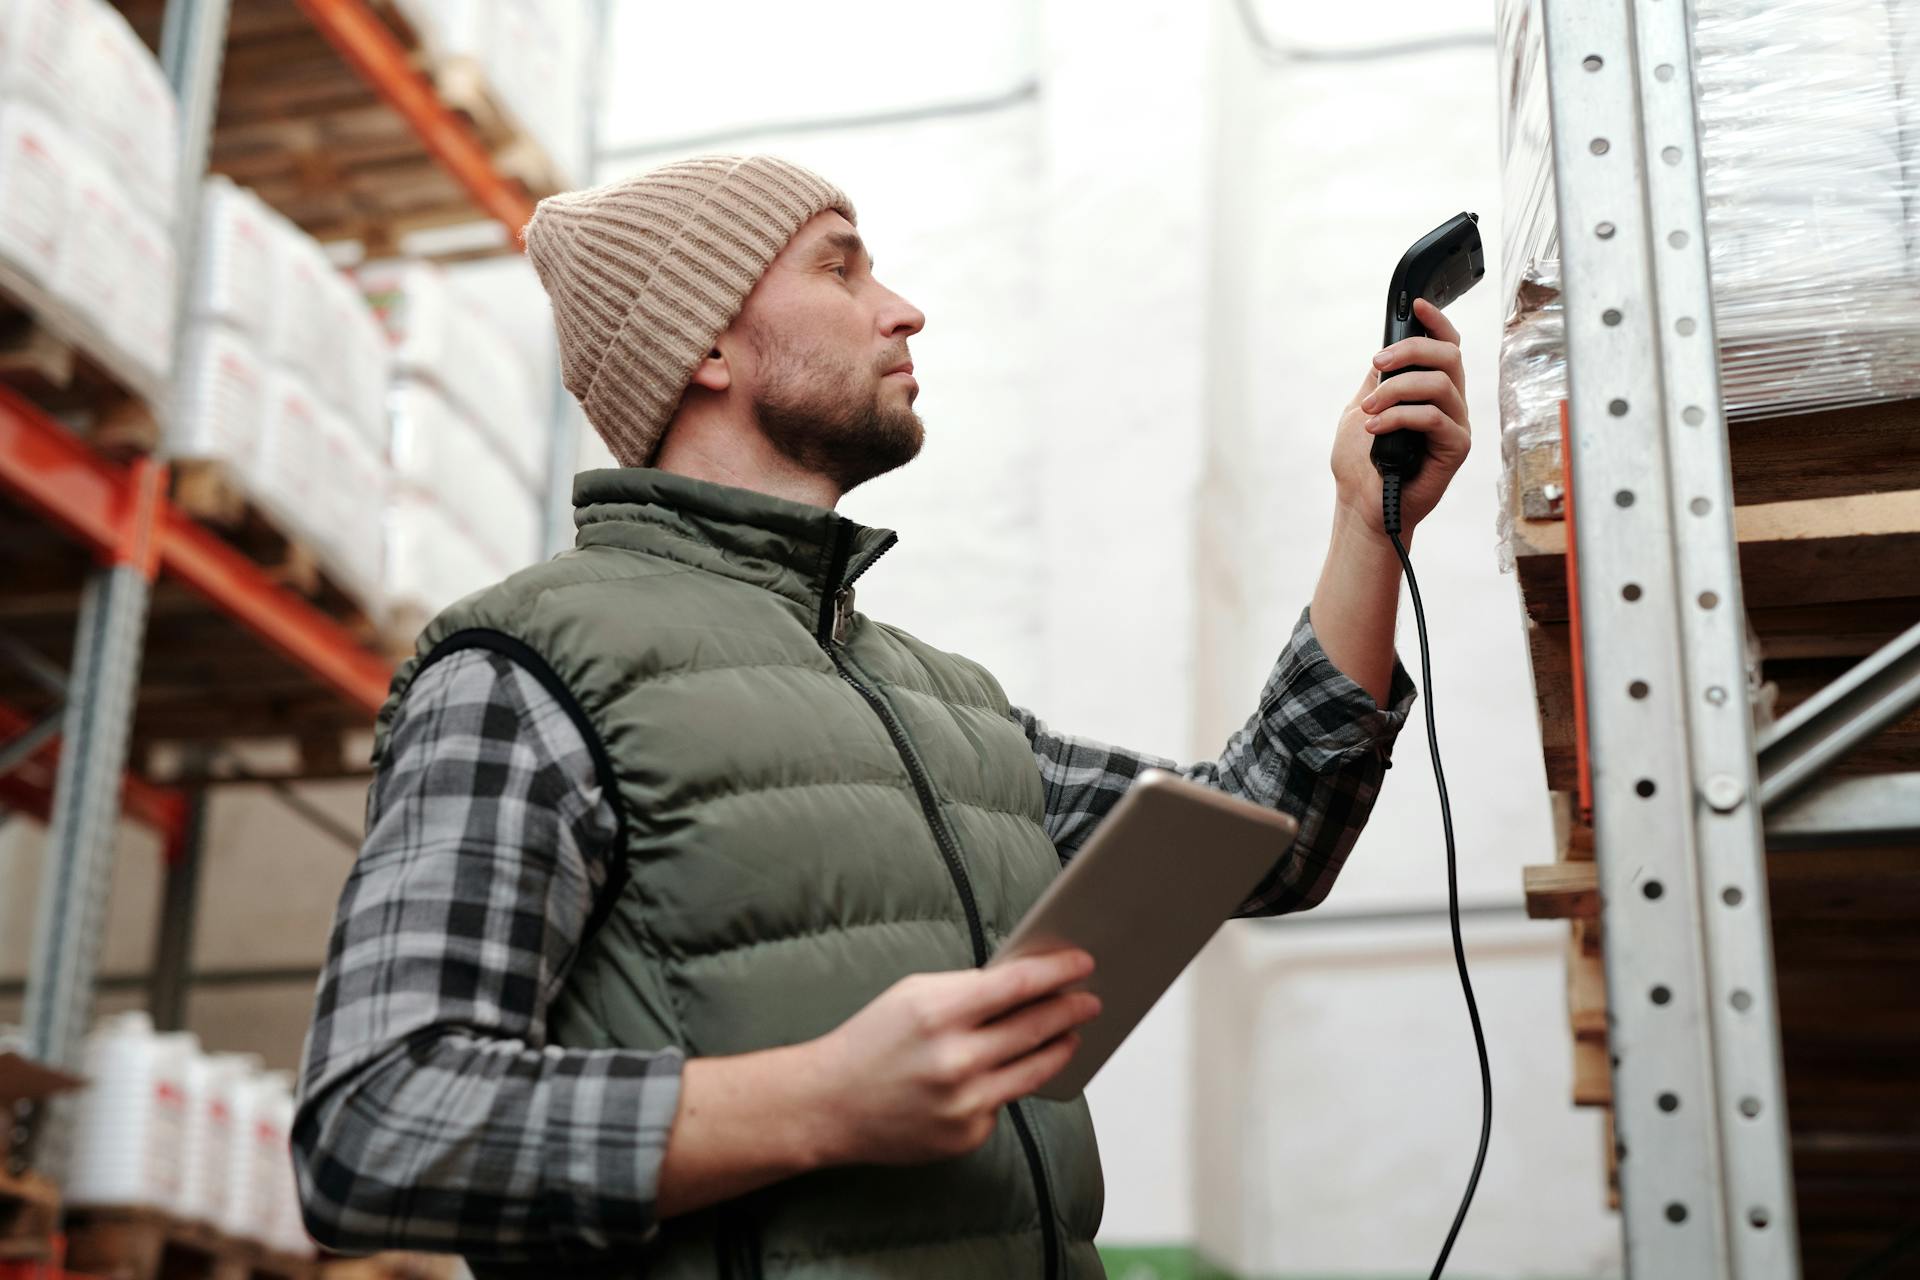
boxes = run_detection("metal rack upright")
[1533,0,1920,1274]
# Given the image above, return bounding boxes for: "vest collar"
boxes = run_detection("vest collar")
[572,467,898,616]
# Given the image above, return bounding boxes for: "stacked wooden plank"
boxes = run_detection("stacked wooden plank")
[1512,398,1920,1277]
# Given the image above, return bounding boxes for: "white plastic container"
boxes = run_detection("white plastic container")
[64,1012,194,1210]
[221,1071,296,1247]
[0,0,83,117]
[70,0,177,222]
[254,1074,311,1257]
[218,1065,266,1240]
[389,379,540,572]
[0,98,70,285]
[115,208,177,383]
[173,322,268,470]
[170,1047,212,1221]
[189,177,279,340]
[177,1051,254,1227]
[51,149,131,339]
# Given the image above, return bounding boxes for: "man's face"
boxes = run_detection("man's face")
[725,211,928,493]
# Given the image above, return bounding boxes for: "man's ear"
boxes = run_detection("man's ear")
[688,346,731,393]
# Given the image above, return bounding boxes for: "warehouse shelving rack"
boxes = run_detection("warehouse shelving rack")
[0,0,559,1173]
[1512,0,1920,1275]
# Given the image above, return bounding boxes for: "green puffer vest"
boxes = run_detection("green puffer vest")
[371,469,1105,1279]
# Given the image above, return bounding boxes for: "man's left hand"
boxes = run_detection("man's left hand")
[1329,297,1470,540]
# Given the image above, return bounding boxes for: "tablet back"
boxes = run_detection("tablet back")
[988,769,1300,1100]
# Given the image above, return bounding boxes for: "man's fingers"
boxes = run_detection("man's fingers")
[1375,337,1463,384]
[976,1032,1082,1110]
[1361,371,1466,430]
[1412,296,1462,346]
[970,991,1101,1071]
[1362,405,1470,455]
[955,949,1095,1027]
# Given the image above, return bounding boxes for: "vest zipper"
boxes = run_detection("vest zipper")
[816,519,1063,1280]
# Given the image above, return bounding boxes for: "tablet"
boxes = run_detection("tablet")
[987,769,1300,1101]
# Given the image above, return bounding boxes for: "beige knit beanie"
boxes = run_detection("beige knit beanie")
[522,155,857,466]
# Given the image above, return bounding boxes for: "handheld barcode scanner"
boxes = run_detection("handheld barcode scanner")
[1370,212,1485,534]
[1368,211,1490,1280]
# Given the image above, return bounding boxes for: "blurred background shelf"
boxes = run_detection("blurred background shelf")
[0,388,390,788]
[113,0,549,257]
[2,0,576,1266]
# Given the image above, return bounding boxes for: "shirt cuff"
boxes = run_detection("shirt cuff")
[1265,604,1419,773]
[547,1045,686,1251]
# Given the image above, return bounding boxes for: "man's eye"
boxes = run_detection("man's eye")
[832,265,849,279]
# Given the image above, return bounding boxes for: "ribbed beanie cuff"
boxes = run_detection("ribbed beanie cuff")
[522,155,856,467]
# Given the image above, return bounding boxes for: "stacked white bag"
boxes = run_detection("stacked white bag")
[358,260,546,619]
[0,0,179,383]
[177,176,393,611]
[390,0,586,183]
[1495,0,1920,530]
[1896,2,1920,254]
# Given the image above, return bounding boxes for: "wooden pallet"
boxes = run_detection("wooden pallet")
[1509,398,1920,796]
[0,1169,59,1264]
[1510,398,1920,1276]
[112,0,563,255]
[170,460,384,640]
[62,1208,315,1280]
[0,261,164,457]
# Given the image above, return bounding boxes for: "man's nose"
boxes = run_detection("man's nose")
[882,290,926,339]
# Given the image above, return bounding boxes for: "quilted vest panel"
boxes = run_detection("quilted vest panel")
[372,470,1106,1279]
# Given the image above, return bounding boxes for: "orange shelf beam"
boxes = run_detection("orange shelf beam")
[292,0,537,242]
[0,387,392,716]
[0,700,192,861]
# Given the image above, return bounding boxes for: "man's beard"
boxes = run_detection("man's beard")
[746,323,924,494]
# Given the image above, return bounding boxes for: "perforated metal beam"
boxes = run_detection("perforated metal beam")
[1541,0,1799,1273]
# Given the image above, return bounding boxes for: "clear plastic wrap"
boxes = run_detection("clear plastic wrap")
[1498,0,1920,558]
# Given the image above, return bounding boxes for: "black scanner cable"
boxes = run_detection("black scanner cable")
[1379,471,1492,1280]
[1370,210,1492,1280]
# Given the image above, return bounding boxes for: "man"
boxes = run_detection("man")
[294,155,1470,1278]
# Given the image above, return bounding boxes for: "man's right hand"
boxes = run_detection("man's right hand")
[654,949,1099,1222]
[804,949,1100,1167]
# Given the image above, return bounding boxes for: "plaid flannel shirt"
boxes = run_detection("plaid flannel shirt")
[293,603,1415,1260]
